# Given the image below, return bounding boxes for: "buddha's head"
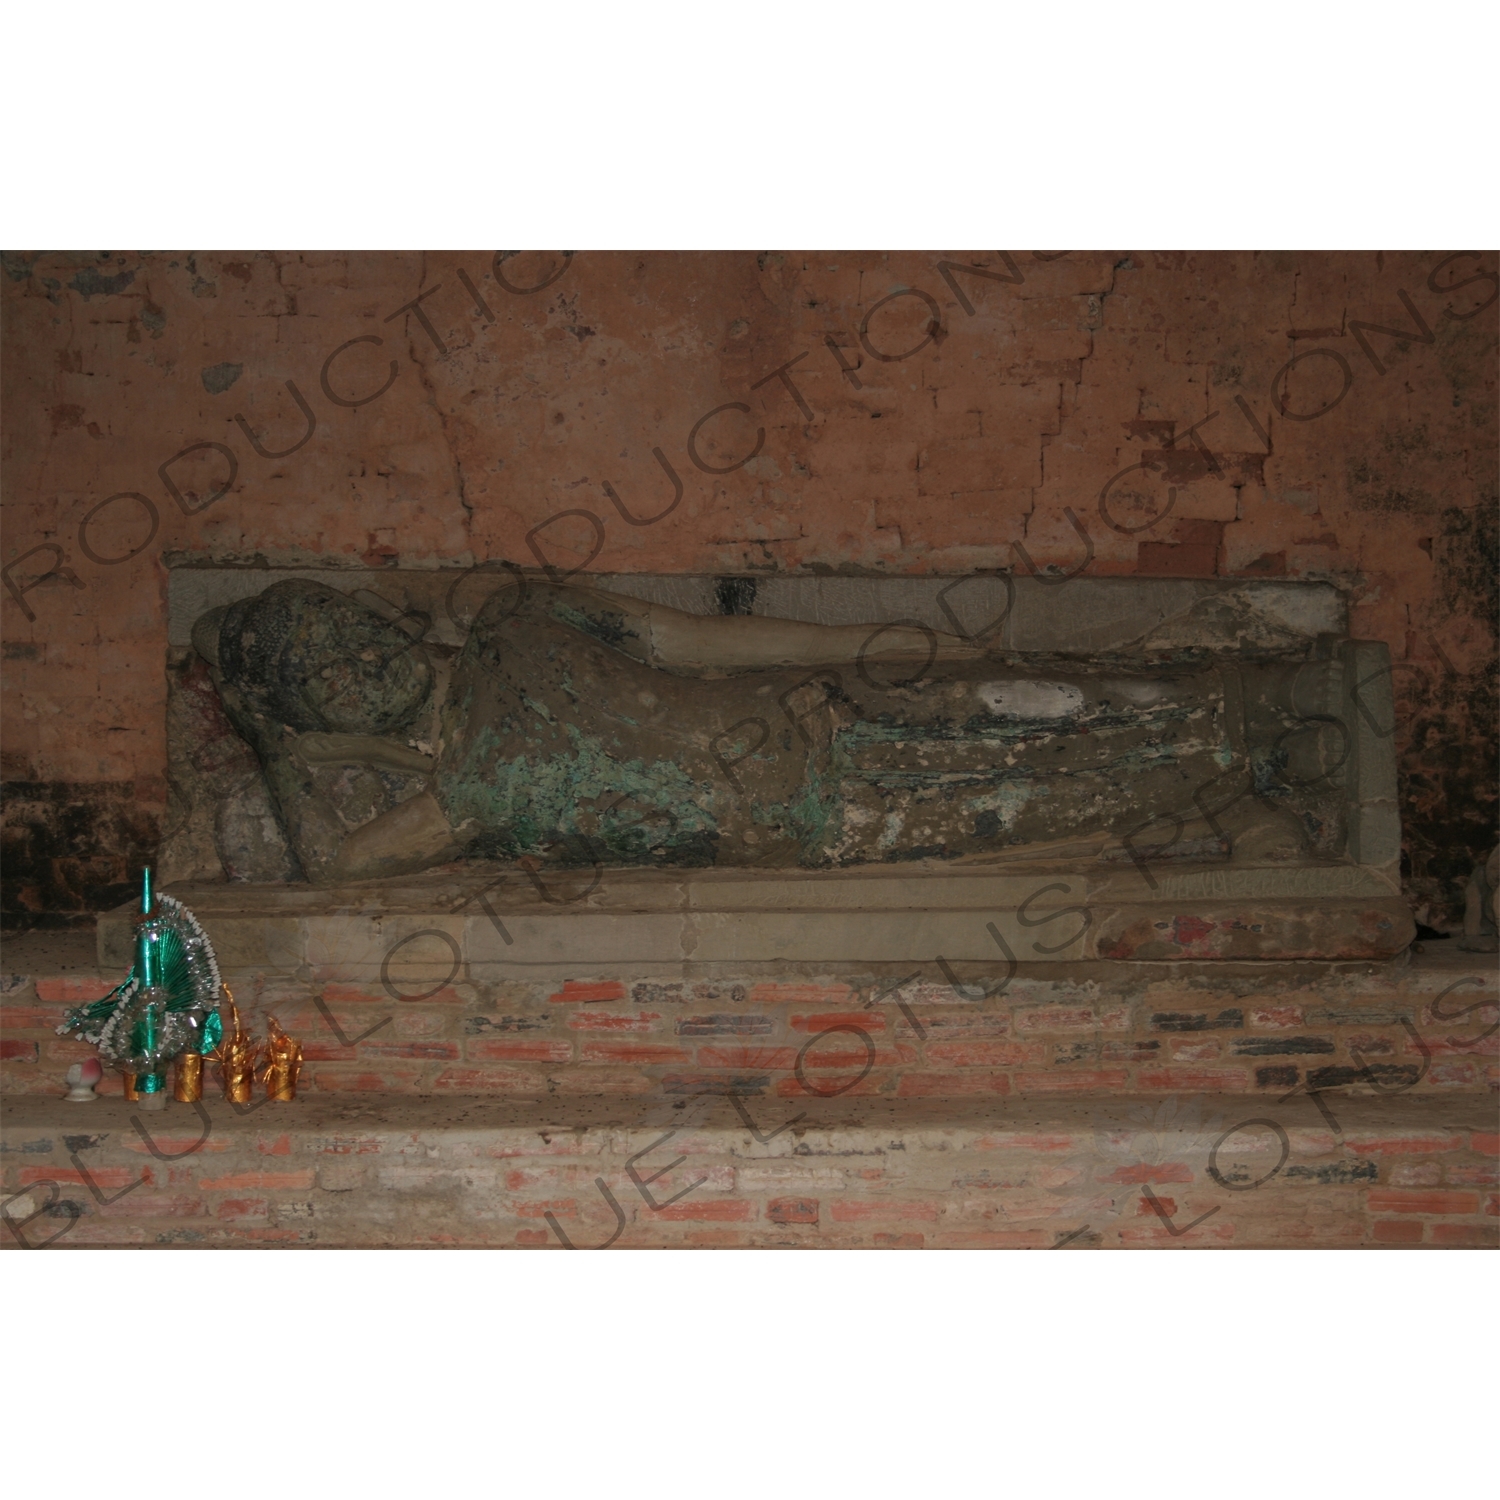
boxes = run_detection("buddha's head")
[195,579,434,736]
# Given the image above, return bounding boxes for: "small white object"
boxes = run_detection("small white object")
[64,1062,99,1103]
[977,680,1084,719]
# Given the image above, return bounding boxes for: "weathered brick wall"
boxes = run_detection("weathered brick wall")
[2,251,1496,926]
[3,1093,1493,1248]
[7,960,1495,1101]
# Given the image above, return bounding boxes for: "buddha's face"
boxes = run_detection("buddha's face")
[295,619,434,734]
[214,581,435,736]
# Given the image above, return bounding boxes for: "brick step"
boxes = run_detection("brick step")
[6,930,1495,1102]
[3,1090,1494,1249]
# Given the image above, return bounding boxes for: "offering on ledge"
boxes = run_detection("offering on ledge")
[173,1051,205,1103]
[261,1017,304,1102]
[56,867,224,1108]
[211,988,260,1104]
[64,1057,102,1103]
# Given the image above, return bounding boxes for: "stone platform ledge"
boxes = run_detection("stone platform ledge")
[3,1091,1494,1249]
[95,865,1413,974]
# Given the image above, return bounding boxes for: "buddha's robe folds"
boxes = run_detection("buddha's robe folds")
[434,583,1244,872]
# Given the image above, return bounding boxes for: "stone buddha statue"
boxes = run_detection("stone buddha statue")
[191,576,1348,886]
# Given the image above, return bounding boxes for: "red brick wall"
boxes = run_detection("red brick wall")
[2,251,1496,922]
[7,966,1496,1101]
[4,1090,1494,1249]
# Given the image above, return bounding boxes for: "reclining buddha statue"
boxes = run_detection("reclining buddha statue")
[190,575,1356,887]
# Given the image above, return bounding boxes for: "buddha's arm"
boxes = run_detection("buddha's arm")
[324,791,462,884]
[558,583,981,672]
[293,733,434,775]
[262,740,459,886]
[279,737,453,884]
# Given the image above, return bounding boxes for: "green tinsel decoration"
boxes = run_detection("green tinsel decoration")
[57,868,225,1070]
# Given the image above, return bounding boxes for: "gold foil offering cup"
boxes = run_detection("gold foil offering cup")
[122,1071,139,1102]
[209,986,261,1104]
[264,1063,297,1102]
[173,1052,204,1103]
[261,1016,303,1102]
